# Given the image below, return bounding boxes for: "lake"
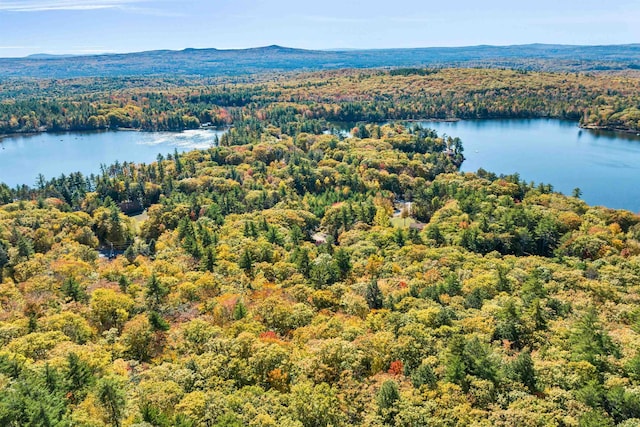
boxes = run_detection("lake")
[416,119,640,212]
[1,120,640,212]
[0,129,226,188]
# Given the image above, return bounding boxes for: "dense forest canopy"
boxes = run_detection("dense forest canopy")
[1,68,640,138]
[1,114,640,425]
[1,62,640,426]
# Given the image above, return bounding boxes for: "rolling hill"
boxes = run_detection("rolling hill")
[1,43,639,78]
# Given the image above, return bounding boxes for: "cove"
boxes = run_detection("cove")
[0,129,226,189]
[416,119,640,213]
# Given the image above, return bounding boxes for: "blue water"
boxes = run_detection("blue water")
[417,119,640,212]
[0,129,226,188]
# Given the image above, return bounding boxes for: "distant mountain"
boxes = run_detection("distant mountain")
[1,44,640,78]
[25,53,78,59]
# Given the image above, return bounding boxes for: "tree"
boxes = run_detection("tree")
[334,248,351,280]
[233,301,248,320]
[148,311,170,332]
[494,299,528,349]
[377,380,400,425]
[90,288,135,331]
[289,225,304,245]
[0,244,8,282]
[411,363,437,389]
[61,277,86,303]
[401,205,410,228]
[145,273,169,309]
[97,376,126,427]
[200,247,216,272]
[570,307,620,372]
[508,350,538,393]
[366,280,384,309]
[309,253,338,288]
[122,315,155,361]
[293,247,311,277]
[573,187,583,198]
[64,352,93,403]
[374,207,391,228]
[239,249,254,276]
[290,381,344,427]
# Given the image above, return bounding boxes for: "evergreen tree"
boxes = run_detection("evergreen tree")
[366,280,384,309]
[334,248,351,280]
[377,380,399,425]
[97,376,126,427]
[239,249,254,276]
[64,352,93,404]
[570,307,620,372]
[233,301,248,320]
[0,244,8,282]
[200,247,216,272]
[148,311,170,331]
[61,277,86,303]
[508,349,538,393]
[145,273,169,309]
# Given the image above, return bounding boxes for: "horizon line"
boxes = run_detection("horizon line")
[2,42,640,60]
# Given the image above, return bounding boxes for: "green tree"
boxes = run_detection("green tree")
[0,244,8,282]
[366,280,384,309]
[233,301,248,320]
[97,376,126,427]
[61,277,87,303]
[570,307,620,372]
[200,247,216,272]
[334,248,351,280]
[239,249,254,276]
[64,352,93,404]
[309,253,338,288]
[145,273,169,309]
[377,380,400,425]
[507,349,538,393]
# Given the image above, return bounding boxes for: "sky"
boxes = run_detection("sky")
[0,0,638,57]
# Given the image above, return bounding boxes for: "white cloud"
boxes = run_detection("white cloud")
[0,45,41,49]
[0,0,149,12]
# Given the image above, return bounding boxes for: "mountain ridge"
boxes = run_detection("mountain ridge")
[1,43,640,78]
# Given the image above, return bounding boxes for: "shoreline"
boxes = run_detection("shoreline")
[3,121,640,142]
[579,124,640,135]
[0,126,230,142]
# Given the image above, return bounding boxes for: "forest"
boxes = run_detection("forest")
[1,68,640,138]
[2,102,640,425]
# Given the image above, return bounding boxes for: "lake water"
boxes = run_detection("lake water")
[417,119,640,212]
[1,120,640,212]
[0,129,226,188]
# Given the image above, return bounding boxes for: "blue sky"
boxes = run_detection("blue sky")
[0,0,638,57]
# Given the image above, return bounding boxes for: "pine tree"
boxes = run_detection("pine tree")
[97,377,126,427]
[295,247,311,277]
[290,225,303,245]
[366,280,384,309]
[377,380,399,425]
[61,277,86,302]
[239,249,253,276]
[65,352,93,403]
[145,273,169,309]
[334,248,351,280]
[508,349,538,393]
[148,311,170,331]
[233,301,248,320]
[200,247,216,272]
[0,244,8,282]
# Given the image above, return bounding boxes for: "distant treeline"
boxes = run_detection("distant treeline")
[1,68,640,135]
